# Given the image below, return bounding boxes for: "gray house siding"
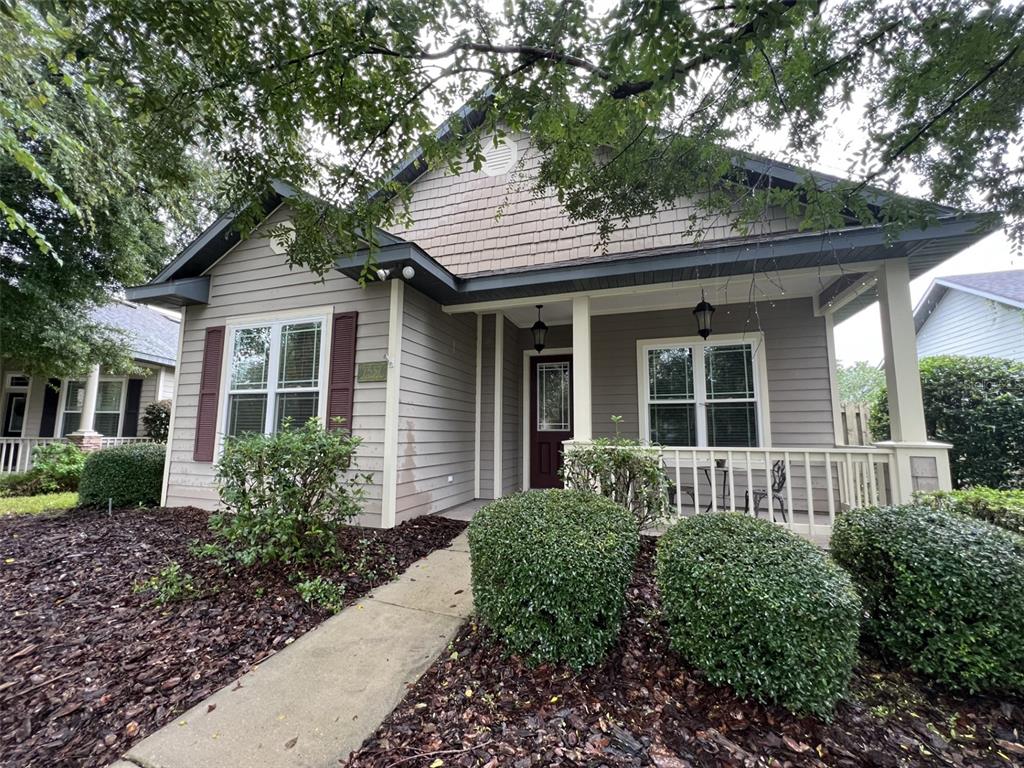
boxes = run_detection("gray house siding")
[479,314,495,497]
[163,206,392,525]
[588,298,835,447]
[395,287,478,523]
[917,289,1024,361]
[502,317,521,495]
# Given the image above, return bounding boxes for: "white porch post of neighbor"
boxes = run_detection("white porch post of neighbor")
[68,363,103,452]
[572,296,593,442]
[875,258,952,501]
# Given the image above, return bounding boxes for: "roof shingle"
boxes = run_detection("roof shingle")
[90,301,180,367]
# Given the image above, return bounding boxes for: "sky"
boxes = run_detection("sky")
[833,231,1019,365]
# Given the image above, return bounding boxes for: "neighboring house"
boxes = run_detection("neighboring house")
[127,130,990,536]
[0,301,179,453]
[914,269,1024,361]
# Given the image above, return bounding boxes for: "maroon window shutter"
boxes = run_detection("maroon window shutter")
[193,326,225,461]
[327,312,358,431]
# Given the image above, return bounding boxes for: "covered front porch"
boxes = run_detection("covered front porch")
[443,256,952,539]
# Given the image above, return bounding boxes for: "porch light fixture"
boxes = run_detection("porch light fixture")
[693,290,716,339]
[531,305,548,353]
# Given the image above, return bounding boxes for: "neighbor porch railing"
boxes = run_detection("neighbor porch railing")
[0,437,157,474]
[568,443,894,540]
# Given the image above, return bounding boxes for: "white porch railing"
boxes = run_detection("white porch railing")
[570,443,894,540]
[0,437,157,474]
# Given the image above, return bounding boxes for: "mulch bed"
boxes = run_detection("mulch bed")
[346,539,1024,768]
[0,507,466,768]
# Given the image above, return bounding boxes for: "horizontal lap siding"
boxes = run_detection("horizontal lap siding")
[164,207,391,525]
[395,287,478,522]
[590,298,835,448]
[502,317,521,495]
[917,290,1024,361]
[479,314,495,496]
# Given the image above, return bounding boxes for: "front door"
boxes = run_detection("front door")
[530,355,573,488]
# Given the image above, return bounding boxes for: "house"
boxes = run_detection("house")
[0,300,179,469]
[126,132,991,537]
[914,269,1024,360]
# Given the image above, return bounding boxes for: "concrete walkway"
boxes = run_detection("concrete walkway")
[114,532,472,768]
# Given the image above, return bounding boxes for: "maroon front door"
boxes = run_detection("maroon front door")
[530,355,573,488]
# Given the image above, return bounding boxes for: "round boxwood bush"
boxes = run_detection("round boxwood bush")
[468,489,639,669]
[832,505,1024,694]
[656,513,861,716]
[79,443,166,508]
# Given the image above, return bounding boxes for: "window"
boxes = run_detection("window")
[225,318,325,437]
[640,337,765,447]
[60,378,126,436]
[61,381,86,436]
[536,360,571,431]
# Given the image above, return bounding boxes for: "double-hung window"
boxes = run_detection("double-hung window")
[60,379,125,436]
[224,318,326,437]
[640,336,765,447]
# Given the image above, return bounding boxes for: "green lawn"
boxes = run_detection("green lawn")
[0,492,78,516]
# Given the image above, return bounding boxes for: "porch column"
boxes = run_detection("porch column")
[874,258,952,501]
[572,296,592,442]
[68,364,103,452]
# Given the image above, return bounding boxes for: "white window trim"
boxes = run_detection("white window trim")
[57,376,129,437]
[217,311,332,452]
[1,372,31,437]
[636,333,772,448]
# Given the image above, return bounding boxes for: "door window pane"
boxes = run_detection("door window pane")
[230,327,271,389]
[706,402,758,447]
[649,403,697,445]
[275,392,319,430]
[278,322,322,388]
[537,361,570,431]
[227,393,268,435]
[648,347,693,399]
[62,413,81,436]
[705,345,755,399]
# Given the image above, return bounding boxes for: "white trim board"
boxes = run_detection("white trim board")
[161,305,187,506]
[520,347,574,491]
[382,279,405,528]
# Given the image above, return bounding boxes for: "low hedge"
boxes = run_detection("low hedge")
[656,513,861,716]
[79,443,166,508]
[468,490,639,669]
[832,505,1024,694]
[917,488,1024,536]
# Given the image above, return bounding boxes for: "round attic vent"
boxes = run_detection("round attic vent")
[480,138,517,176]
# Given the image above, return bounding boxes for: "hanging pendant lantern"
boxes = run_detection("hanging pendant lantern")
[531,305,548,352]
[693,290,716,339]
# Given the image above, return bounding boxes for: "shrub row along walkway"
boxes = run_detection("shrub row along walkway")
[112,532,473,768]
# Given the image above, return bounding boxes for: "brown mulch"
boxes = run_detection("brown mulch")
[346,539,1024,768]
[0,506,466,768]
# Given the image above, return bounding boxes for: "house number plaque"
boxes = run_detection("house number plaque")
[357,361,389,383]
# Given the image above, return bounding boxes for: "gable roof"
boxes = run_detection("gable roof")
[914,269,1024,332]
[90,301,180,367]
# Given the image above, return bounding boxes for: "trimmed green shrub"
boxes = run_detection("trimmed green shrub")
[212,419,369,566]
[79,442,165,508]
[561,438,669,530]
[917,487,1024,536]
[143,399,172,441]
[0,471,36,497]
[469,490,639,669]
[30,442,86,492]
[870,356,1024,489]
[656,513,861,716]
[832,505,1024,694]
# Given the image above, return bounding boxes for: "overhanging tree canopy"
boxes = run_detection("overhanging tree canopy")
[2,0,1022,369]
